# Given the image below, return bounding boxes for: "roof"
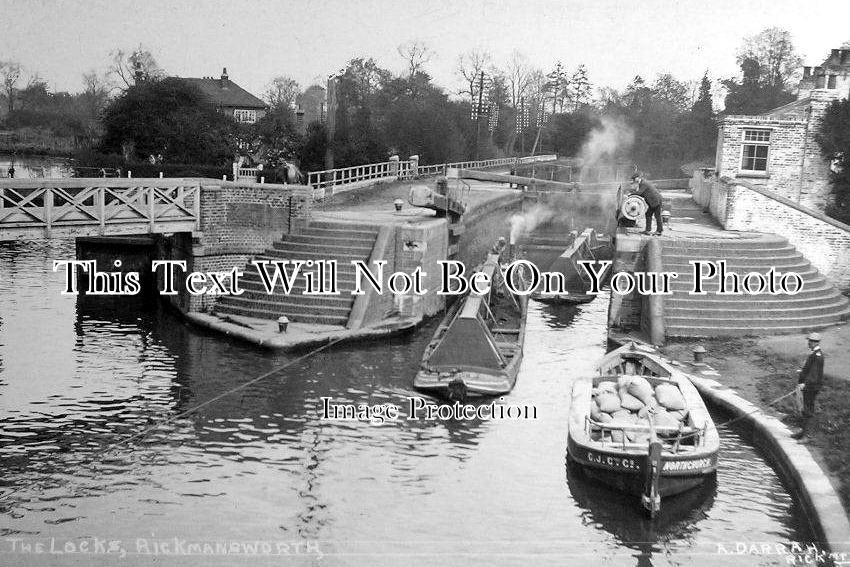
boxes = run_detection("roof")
[177,77,267,110]
[760,97,811,119]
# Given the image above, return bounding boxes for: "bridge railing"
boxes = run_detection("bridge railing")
[307,154,558,200]
[0,178,202,239]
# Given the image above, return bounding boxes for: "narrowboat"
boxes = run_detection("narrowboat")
[567,342,720,517]
[413,250,528,400]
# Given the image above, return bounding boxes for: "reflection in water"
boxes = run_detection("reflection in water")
[0,239,813,566]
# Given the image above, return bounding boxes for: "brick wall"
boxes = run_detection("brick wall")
[161,181,312,313]
[691,174,850,289]
[716,90,840,211]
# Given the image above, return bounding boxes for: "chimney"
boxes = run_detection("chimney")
[831,49,840,61]
[221,67,229,81]
[133,60,144,83]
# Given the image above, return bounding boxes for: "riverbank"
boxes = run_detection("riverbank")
[661,327,850,516]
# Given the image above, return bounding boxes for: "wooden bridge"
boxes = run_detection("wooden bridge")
[0,178,204,241]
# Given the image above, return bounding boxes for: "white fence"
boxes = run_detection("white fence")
[308,154,557,200]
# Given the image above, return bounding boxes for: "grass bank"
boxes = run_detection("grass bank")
[661,333,850,515]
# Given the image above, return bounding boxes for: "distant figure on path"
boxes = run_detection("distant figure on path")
[630,172,663,236]
[792,332,825,440]
[7,165,15,178]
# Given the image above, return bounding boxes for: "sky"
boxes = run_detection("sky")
[1,0,848,100]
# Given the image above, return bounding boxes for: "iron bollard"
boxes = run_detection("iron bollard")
[278,316,289,333]
[693,345,706,363]
[394,198,404,211]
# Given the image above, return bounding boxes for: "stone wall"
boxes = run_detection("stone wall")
[691,174,850,289]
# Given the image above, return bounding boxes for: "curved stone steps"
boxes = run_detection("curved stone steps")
[214,219,380,324]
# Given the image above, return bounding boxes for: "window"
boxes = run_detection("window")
[827,74,837,89]
[741,129,770,172]
[233,109,257,123]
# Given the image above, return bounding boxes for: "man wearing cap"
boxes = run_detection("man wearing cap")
[792,332,825,440]
[630,172,664,236]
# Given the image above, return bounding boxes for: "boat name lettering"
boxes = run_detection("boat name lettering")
[585,451,639,470]
[662,458,712,471]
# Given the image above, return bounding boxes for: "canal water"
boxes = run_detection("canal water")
[0,155,72,179]
[0,239,815,566]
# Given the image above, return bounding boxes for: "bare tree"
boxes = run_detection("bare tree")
[0,60,22,113]
[264,76,301,111]
[397,39,433,77]
[456,48,492,102]
[505,50,531,108]
[82,69,111,117]
[108,46,164,89]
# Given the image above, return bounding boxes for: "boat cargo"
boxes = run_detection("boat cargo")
[413,249,528,400]
[567,342,720,517]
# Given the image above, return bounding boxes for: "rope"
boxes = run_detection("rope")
[0,336,347,504]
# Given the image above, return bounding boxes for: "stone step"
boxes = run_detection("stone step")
[307,220,381,233]
[664,287,845,304]
[272,240,374,255]
[661,257,810,270]
[665,308,850,329]
[249,256,365,271]
[260,249,373,262]
[240,275,366,294]
[666,319,849,338]
[285,233,377,247]
[666,265,820,284]
[666,298,850,319]
[219,293,354,311]
[299,226,379,239]
[215,303,349,326]
[661,241,791,255]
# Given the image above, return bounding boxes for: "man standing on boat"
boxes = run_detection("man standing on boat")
[792,332,825,440]
[629,172,663,236]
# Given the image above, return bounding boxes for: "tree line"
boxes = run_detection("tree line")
[0,28,822,181]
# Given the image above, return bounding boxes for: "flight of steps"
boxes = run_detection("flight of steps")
[661,233,850,337]
[214,220,380,326]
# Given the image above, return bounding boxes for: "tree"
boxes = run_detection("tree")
[81,70,110,118]
[99,77,236,164]
[0,60,22,113]
[456,48,492,103]
[571,64,592,111]
[688,72,717,159]
[397,40,433,77]
[736,27,802,90]
[108,46,164,89]
[651,73,690,112]
[815,98,850,223]
[722,56,794,115]
[505,50,531,108]
[264,76,300,111]
[545,62,570,113]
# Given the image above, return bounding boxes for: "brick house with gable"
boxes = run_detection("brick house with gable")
[178,68,267,125]
[715,47,850,212]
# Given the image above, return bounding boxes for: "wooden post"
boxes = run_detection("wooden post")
[44,187,52,237]
[98,186,105,234]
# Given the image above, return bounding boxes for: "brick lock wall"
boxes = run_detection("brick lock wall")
[170,182,313,313]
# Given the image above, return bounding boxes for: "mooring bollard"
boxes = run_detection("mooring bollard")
[278,316,289,333]
[693,345,706,363]
[394,198,404,211]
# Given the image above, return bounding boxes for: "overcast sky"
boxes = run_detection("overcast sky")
[1,0,848,99]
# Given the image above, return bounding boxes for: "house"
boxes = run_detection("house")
[715,47,850,212]
[177,68,267,124]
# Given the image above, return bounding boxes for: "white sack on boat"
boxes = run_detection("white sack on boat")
[618,387,644,411]
[655,383,687,411]
[596,392,621,413]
